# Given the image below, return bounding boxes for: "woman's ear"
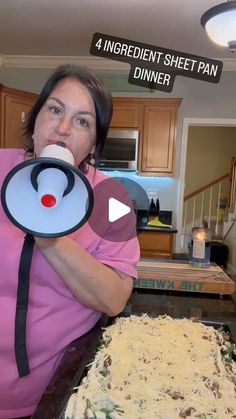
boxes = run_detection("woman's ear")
[91,144,96,154]
[32,134,36,146]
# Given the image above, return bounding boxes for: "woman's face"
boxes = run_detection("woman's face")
[33,77,97,166]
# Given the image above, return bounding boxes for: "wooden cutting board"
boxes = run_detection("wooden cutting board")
[135,259,235,295]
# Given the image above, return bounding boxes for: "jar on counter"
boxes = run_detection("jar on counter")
[190,227,211,268]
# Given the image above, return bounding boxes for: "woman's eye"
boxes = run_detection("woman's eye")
[48,106,62,116]
[75,117,89,128]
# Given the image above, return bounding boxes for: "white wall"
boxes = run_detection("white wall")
[185,126,236,196]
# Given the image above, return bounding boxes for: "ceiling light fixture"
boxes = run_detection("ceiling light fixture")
[201,0,236,52]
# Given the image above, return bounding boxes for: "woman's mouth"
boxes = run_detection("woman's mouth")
[47,140,73,153]
[48,140,67,148]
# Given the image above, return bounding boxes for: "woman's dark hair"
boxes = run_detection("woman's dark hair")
[23,64,113,172]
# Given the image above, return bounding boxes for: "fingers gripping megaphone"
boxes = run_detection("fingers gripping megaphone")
[1,142,94,237]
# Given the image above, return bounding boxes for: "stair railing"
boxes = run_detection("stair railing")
[183,174,229,236]
[229,156,236,211]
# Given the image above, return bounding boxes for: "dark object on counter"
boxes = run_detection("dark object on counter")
[148,198,160,218]
[158,210,172,225]
[210,241,229,270]
[136,209,149,228]
[148,198,157,217]
[156,198,160,216]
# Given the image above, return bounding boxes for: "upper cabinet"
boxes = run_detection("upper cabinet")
[141,99,181,176]
[110,97,182,176]
[110,98,142,129]
[0,85,38,148]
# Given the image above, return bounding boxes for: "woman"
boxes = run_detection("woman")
[0,64,140,418]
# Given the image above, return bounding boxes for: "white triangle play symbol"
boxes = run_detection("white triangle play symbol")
[108,197,131,222]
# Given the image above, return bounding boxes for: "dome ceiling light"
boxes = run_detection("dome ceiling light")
[201,0,236,52]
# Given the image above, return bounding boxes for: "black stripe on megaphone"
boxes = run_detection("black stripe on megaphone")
[30,162,75,197]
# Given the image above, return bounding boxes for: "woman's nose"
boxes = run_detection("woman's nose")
[55,116,71,137]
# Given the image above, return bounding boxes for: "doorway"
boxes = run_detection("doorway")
[176,117,236,254]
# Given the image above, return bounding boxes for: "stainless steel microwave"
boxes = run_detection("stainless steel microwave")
[98,129,139,171]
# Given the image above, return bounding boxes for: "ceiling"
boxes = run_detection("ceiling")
[0,0,235,71]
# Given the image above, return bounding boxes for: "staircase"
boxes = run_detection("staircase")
[182,157,236,253]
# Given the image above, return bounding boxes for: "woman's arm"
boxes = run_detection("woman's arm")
[34,236,133,317]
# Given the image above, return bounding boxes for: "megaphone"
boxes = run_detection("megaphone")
[1,142,94,237]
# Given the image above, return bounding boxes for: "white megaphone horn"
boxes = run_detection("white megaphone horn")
[31,142,76,209]
[1,142,94,237]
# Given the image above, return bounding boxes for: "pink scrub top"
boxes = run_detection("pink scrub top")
[0,149,140,418]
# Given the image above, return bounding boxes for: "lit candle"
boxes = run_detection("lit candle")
[190,227,211,268]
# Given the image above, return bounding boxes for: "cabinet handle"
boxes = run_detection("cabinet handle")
[21,111,26,122]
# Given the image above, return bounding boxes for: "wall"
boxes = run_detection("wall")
[1,67,236,263]
[185,126,236,196]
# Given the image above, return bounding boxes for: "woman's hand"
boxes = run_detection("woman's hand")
[34,235,133,317]
[34,236,59,250]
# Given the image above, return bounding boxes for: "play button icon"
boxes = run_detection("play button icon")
[88,175,149,242]
[88,177,137,242]
[108,197,131,222]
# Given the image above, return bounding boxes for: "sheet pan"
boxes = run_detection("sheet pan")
[31,314,236,419]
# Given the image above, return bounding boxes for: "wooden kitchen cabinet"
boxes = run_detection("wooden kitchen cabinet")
[110,98,142,129]
[140,99,181,175]
[138,230,175,259]
[111,97,181,176]
[0,85,38,148]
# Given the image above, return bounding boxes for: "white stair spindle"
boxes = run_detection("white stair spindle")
[208,187,213,229]
[183,201,187,234]
[200,191,204,224]
[230,164,236,209]
[192,197,196,229]
[216,182,222,231]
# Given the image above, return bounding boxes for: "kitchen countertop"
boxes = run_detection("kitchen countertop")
[137,225,177,233]
[128,287,236,321]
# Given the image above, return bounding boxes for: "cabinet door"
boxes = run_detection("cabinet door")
[138,231,173,259]
[0,89,37,148]
[110,99,142,129]
[140,100,181,175]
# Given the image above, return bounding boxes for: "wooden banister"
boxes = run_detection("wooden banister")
[229,156,236,209]
[184,173,229,201]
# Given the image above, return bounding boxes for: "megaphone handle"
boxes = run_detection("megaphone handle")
[15,234,35,377]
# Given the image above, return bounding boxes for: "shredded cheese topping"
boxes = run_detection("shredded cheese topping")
[65,315,236,419]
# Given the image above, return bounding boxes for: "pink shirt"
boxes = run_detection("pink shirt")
[0,149,140,418]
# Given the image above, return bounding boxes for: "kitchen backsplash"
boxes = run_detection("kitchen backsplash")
[136,209,172,228]
[100,170,175,212]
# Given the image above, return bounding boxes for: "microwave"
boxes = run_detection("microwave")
[98,129,139,171]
